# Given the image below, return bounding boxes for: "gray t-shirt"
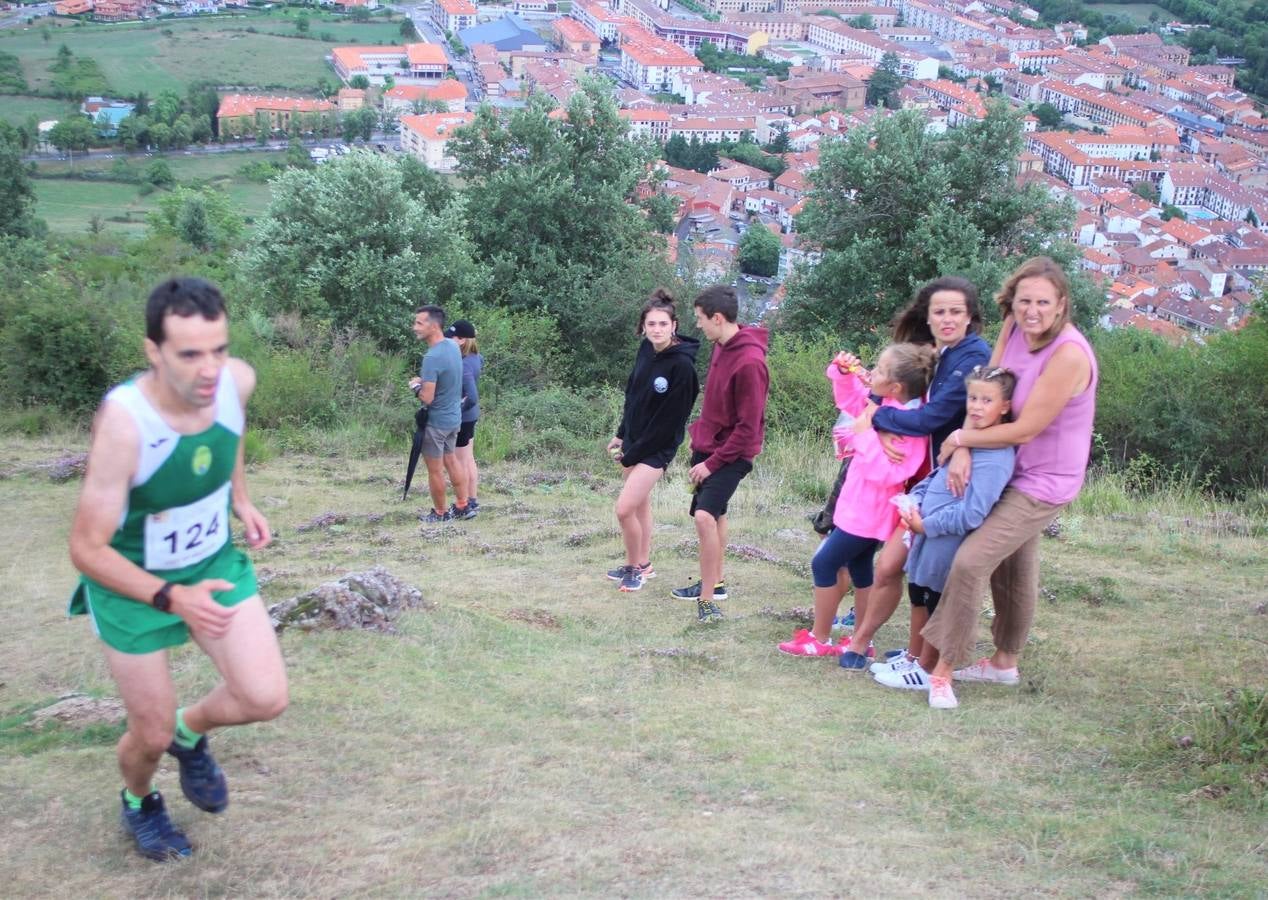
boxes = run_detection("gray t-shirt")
[420,338,463,432]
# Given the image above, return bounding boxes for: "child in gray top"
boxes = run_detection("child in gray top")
[873,366,1018,692]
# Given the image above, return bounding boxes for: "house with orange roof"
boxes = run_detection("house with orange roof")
[54,0,93,15]
[333,43,448,85]
[553,16,599,63]
[617,24,703,92]
[399,112,475,172]
[217,94,337,138]
[382,80,469,114]
[432,0,476,33]
[336,88,366,112]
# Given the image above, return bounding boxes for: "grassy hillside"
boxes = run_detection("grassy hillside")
[0,433,1264,895]
[0,10,403,97]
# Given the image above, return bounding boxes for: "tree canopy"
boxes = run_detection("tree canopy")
[738,225,781,277]
[784,102,1097,343]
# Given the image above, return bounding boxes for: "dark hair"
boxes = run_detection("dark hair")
[145,277,227,344]
[890,276,982,344]
[995,256,1071,352]
[693,284,738,323]
[638,288,679,338]
[965,365,1018,422]
[879,342,939,401]
[414,304,446,329]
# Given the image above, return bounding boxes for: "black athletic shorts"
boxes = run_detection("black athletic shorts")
[908,582,942,616]
[632,447,676,470]
[688,449,753,519]
[456,419,476,448]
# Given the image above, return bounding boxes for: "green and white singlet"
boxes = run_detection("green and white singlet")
[68,366,259,654]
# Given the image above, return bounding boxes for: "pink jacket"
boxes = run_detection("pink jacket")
[832,409,930,542]
[826,363,870,459]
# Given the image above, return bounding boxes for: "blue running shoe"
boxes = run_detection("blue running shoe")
[838,650,869,671]
[120,791,193,861]
[167,736,228,813]
[842,607,855,628]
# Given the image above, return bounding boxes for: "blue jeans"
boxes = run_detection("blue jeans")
[811,528,881,589]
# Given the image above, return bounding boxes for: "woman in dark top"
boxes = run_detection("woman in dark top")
[445,319,483,512]
[838,276,991,668]
[605,290,701,594]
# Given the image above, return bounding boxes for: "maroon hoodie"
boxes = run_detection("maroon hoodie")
[688,325,770,473]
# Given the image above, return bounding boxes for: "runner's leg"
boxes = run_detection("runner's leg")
[184,596,288,734]
[104,647,177,797]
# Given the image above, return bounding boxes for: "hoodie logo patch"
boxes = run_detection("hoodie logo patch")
[653,376,669,394]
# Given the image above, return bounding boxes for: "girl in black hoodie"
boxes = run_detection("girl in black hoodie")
[606,290,701,593]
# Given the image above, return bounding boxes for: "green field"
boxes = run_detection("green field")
[0,10,407,96]
[0,93,77,126]
[31,149,281,234]
[1085,2,1174,25]
[0,435,1264,895]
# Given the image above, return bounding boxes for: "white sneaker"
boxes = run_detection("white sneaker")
[869,654,912,675]
[953,657,1020,686]
[873,659,930,691]
[928,675,958,709]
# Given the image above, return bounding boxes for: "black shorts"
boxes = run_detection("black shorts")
[908,582,942,616]
[688,450,753,519]
[456,419,476,448]
[632,447,676,470]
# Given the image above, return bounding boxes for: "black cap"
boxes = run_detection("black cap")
[444,319,476,339]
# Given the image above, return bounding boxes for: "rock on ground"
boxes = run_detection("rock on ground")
[267,566,431,634]
[32,694,125,729]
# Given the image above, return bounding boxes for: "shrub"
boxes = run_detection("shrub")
[248,349,339,430]
[764,330,858,440]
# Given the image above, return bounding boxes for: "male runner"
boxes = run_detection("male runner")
[68,277,288,861]
[671,285,769,622]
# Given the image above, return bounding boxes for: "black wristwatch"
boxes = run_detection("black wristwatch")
[152,582,175,613]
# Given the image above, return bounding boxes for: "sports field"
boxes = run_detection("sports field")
[0,10,406,96]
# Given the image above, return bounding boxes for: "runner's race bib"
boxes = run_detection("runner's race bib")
[144,483,230,571]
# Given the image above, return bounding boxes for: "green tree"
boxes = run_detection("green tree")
[866,51,903,108]
[848,13,875,28]
[0,126,41,238]
[48,116,95,152]
[450,80,674,382]
[341,106,376,143]
[786,103,1092,343]
[143,159,175,187]
[151,90,183,126]
[1132,180,1159,202]
[238,152,488,352]
[1161,203,1186,221]
[150,186,243,251]
[398,153,453,214]
[1033,101,1063,128]
[400,17,418,39]
[738,224,781,277]
[765,123,791,154]
[350,6,371,21]
[641,192,680,234]
[54,43,73,71]
[349,74,370,90]
[295,14,310,33]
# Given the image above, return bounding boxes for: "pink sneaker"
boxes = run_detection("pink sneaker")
[778,629,841,657]
[953,657,1020,686]
[928,675,958,709]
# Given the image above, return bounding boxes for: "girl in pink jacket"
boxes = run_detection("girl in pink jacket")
[778,343,939,666]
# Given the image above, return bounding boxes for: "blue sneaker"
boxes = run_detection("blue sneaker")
[120,790,193,861]
[839,650,870,671]
[167,736,228,813]
[842,607,855,628]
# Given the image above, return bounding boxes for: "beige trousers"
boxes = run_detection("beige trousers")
[920,487,1063,668]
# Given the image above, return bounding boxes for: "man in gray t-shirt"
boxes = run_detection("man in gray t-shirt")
[408,305,474,522]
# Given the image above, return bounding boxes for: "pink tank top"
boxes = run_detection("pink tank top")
[1000,323,1098,506]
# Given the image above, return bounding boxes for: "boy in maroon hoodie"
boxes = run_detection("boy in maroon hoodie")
[671,285,770,622]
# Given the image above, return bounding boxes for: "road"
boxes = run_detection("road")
[406,3,481,104]
[0,3,54,29]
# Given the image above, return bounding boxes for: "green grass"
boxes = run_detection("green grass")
[0,11,409,96]
[1085,2,1174,25]
[0,432,1264,894]
[0,93,76,126]
[30,150,281,234]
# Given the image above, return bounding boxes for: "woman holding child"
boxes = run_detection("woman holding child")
[920,256,1098,710]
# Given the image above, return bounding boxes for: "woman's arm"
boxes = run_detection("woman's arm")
[946,342,1092,453]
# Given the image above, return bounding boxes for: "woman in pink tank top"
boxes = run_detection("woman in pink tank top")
[917,257,1098,710]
